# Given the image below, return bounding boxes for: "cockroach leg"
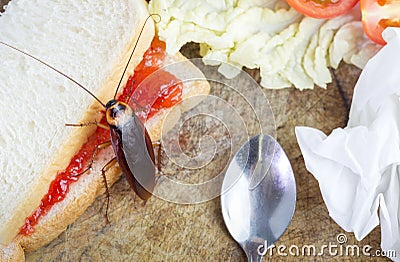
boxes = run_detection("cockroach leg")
[97,122,110,130]
[100,157,118,224]
[152,140,164,187]
[152,141,162,172]
[133,193,147,209]
[65,120,109,130]
[71,141,112,177]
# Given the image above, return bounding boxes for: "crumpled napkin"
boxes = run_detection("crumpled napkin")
[296,27,400,261]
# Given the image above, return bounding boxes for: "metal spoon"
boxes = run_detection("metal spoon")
[221,134,296,261]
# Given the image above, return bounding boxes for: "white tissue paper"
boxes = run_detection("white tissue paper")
[296,27,400,261]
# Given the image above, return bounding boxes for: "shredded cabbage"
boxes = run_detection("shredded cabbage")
[149,0,380,90]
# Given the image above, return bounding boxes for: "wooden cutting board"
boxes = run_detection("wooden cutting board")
[23,42,389,261]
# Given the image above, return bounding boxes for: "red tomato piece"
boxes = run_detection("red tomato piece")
[286,0,359,19]
[361,0,400,45]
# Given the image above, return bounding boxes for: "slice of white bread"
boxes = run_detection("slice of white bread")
[0,0,210,260]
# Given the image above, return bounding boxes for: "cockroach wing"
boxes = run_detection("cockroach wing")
[110,114,156,201]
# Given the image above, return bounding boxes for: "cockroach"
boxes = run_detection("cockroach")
[0,15,161,221]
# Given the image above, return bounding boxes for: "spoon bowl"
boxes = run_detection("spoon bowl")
[221,134,296,261]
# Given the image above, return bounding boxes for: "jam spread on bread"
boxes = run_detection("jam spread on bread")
[21,37,183,236]
[120,37,183,120]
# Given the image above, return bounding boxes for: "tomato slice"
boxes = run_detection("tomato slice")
[286,0,359,19]
[361,0,400,45]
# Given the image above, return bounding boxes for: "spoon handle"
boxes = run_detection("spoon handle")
[243,241,264,262]
[247,251,263,262]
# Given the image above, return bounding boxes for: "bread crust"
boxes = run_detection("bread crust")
[0,241,24,262]
[19,146,121,252]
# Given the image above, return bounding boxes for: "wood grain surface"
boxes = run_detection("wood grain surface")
[23,43,390,261]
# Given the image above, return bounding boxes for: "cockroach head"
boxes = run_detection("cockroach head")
[105,99,133,127]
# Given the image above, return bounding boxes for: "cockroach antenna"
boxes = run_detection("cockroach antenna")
[113,13,162,100]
